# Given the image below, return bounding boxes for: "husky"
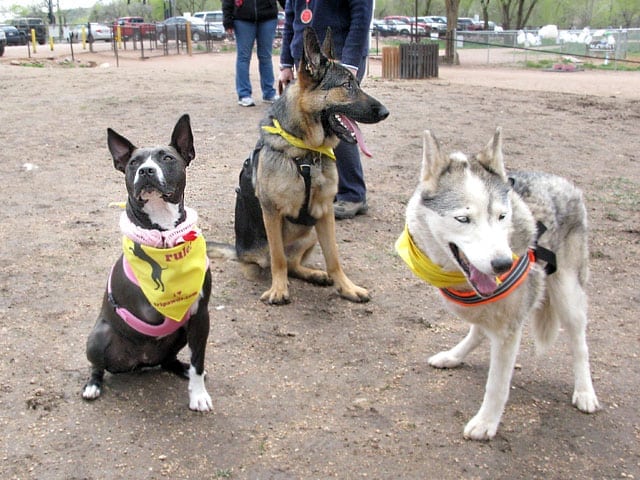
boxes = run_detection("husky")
[396,128,600,440]
[209,27,389,305]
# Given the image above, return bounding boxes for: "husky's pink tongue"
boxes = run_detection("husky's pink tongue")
[469,266,498,297]
[339,115,373,158]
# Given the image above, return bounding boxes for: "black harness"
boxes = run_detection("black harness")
[286,157,317,226]
[244,141,318,226]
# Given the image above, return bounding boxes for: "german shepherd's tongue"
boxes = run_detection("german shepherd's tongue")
[338,114,372,158]
[469,266,498,297]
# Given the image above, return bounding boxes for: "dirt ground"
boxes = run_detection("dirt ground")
[0,44,639,480]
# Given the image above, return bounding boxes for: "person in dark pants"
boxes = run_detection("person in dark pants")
[278,0,373,219]
[223,0,285,107]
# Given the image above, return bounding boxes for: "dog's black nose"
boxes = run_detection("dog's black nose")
[139,166,156,177]
[491,257,513,275]
[377,104,390,121]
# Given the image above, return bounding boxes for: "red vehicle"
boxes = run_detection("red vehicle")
[113,16,156,40]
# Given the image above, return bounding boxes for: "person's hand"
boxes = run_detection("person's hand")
[279,67,294,87]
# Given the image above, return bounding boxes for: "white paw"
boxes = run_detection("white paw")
[189,390,213,412]
[572,390,600,413]
[188,365,212,412]
[428,350,463,369]
[82,384,101,400]
[463,414,500,441]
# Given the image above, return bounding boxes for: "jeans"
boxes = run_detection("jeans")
[233,18,278,101]
[336,141,366,203]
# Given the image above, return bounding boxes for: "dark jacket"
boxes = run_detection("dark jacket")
[222,0,285,30]
[280,0,373,76]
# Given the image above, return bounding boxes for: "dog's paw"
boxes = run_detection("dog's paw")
[82,384,101,400]
[188,367,212,412]
[308,271,333,286]
[463,414,499,441]
[189,390,213,412]
[428,351,463,369]
[338,285,370,303]
[260,288,291,305]
[572,390,600,413]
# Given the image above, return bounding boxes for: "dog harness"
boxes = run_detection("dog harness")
[395,222,556,307]
[258,119,338,226]
[107,208,209,336]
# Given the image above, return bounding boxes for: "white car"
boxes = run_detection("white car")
[71,23,112,43]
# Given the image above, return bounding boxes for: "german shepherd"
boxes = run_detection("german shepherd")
[211,28,389,304]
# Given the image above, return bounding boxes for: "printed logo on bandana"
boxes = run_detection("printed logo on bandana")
[123,235,207,321]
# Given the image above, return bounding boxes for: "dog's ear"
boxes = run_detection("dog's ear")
[107,128,136,173]
[321,27,335,60]
[476,127,507,181]
[299,27,329,86]
[420,130,451,192]
[170,114,195,165]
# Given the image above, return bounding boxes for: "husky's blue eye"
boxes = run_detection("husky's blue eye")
[455,216,470,224]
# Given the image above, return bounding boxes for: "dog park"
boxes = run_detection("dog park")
[0,42,639,478]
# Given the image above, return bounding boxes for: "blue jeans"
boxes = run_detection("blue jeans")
[233,18,278,101]
[336,141,366,203]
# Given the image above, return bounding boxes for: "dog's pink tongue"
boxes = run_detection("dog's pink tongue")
[340,115,373,158]
[469,267,498,297]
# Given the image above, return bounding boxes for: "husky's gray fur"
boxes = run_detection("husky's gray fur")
[403,128,599,440]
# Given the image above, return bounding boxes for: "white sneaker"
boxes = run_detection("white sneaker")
[263,95,279,104]
[238,97,255,107]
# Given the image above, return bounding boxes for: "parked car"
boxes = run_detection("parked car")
[457,17,484,31]
[275,11,285,38]
[71,23,112,43]
[11,17,47,45]
[190,11,226,40]
[419,16,447,35]
[192,10,223,25]
[0,24,27,45]
[113,16,156,40]
[372,19,395,37]
[377,19,424,36]
[157,16,212,43]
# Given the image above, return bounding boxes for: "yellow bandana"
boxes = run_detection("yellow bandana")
[262,119,336,160]
[395,225,467,288]
[122,235,207,321]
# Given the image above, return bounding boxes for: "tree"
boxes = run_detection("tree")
[444,0,460,63]
[480,0,490,28]
[497,0,539,30]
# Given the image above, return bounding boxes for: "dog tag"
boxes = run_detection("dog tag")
[300,8,312,24]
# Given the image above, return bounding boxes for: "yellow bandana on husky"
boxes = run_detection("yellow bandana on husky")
[395,225,467,288]
[122,235,207,321]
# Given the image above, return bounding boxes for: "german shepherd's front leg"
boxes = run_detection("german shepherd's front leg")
[261,209,290,305]
[315,213,369,303]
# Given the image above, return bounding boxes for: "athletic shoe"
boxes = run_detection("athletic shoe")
[334,200,368,220]
[238,97,255,107]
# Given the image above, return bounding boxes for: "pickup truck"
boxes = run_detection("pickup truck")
[11,17,48,45]
[113,16,156,40]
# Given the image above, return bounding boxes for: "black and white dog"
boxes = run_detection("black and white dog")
[82,114,213,411]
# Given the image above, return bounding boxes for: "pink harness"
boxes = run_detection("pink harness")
[107,207,206,337]
[107,257,191,337]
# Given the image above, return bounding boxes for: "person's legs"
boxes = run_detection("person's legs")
[255,18,277,101]
[334,141,367,219]
[233,19,256,101]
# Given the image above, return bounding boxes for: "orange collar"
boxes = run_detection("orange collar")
[440,249,536,307]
